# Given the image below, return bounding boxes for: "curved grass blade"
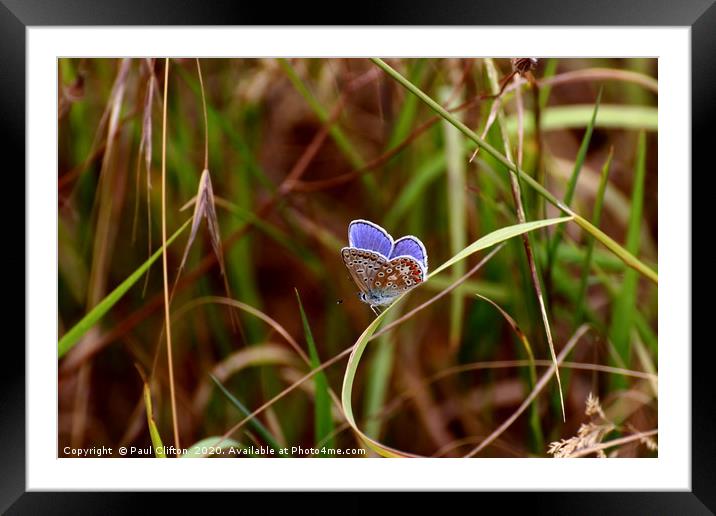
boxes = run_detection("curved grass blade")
[58,217,191,359]
[430,217,572,278]
[362,309,399,440]
[341,217,572,457]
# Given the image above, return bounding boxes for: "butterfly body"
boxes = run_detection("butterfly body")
[341,220,428,311]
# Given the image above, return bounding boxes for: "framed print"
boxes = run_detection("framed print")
[4,0,711,512]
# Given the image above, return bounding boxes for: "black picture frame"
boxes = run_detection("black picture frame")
[4,0,710,512]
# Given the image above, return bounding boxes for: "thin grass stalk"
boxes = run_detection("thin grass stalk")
[515,75,554,434]
[371,58,657,285]
[196,59,209,170]
[160,58,181,455]
[485,58,565,422]
[475,292,544,448]
[534,58,559,219]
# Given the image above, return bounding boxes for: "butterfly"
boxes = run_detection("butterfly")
[341,219,428,314]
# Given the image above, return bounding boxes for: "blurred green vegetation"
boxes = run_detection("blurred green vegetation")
[58,58,658,458]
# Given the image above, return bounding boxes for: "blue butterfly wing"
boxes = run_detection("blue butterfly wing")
[391,236,428,272]
[348,220,393,258]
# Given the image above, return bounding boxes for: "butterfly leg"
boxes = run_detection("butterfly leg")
[370,305,381,317]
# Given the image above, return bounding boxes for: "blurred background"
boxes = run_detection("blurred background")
[58,58,658,458]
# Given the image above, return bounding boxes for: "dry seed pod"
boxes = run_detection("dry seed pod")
[511,58,538,75]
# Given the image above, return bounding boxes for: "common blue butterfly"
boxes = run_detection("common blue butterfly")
[341,219,428,313]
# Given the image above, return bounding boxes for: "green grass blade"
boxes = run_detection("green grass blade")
[362,308,399,440]
[210,374,283,452]
[538,241,625,272]
[295,290,336,452]
[227,153,264,341]
[142,379,166,458]
[547,87,603,274]
[538,58,559,109]
[386,59,428,149]
[341,217,573,457]
[58,218,191,359]
[609,131,647,389]
[593,260,657,352]
[370,57,657,285]
[574,148,613,326]
[551,255,657,353]
[430,217,572,278]
[504,104,658,133]
[441,87,467,350]
[562,88,604,206]
[384,153,445,227]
